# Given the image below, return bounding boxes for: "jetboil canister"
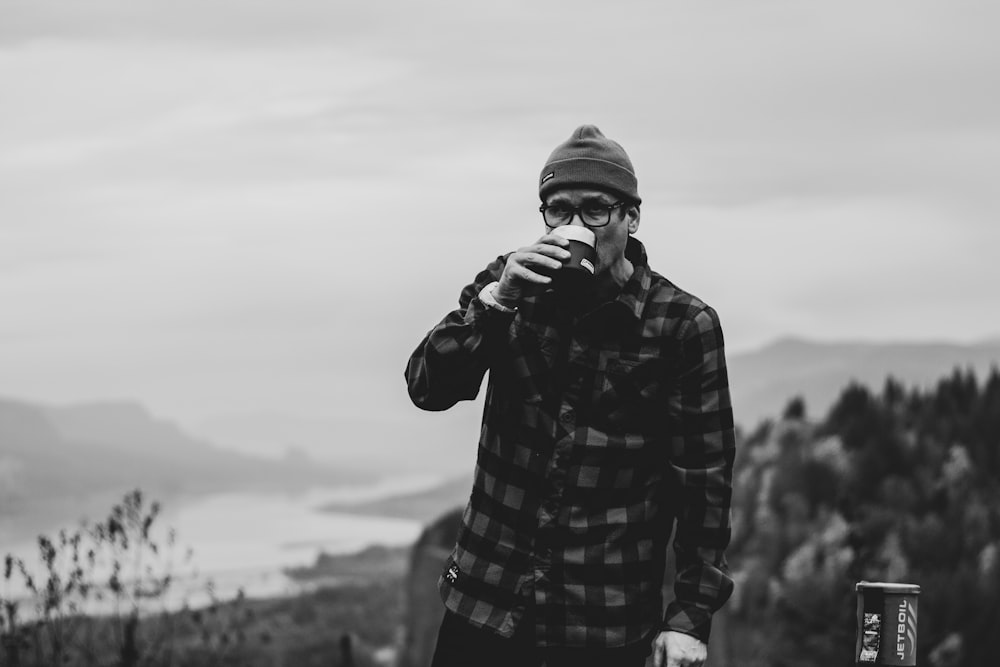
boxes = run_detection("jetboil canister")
[855,582,920,666]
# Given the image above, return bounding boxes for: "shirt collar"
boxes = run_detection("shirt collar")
[613,236,652,321]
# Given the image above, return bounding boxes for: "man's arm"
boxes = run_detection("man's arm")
[405,232,572,412]
[661,305,736,643]
[405,257,511,412]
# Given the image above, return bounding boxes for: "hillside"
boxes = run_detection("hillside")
[719,367,1000,667]
[727,337,1000,428]
[0,397,368,538]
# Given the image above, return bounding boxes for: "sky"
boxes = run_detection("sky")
[1,0,998,461]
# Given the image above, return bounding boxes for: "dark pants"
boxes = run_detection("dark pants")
[430,609,653,667]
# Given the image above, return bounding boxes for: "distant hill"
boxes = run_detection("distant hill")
[43,401,223,460]
[195,407,481,477]
[319,474,471,525]
[727,337,1000,428]
[0,397,369,538]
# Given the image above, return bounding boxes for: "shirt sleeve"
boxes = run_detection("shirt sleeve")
[405,255,512,411]
[661,305,736,643]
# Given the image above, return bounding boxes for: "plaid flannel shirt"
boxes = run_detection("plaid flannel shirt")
[405,238,735,648]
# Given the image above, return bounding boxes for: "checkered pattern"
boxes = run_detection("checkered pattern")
[405,238,735,648]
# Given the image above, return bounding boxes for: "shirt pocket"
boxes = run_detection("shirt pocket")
[592,354,665,433]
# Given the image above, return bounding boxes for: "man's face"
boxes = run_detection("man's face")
[543,188,640,276]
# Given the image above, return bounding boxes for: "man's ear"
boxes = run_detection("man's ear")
[625,204,640,234]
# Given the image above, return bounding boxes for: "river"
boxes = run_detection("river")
[1,474,438,611]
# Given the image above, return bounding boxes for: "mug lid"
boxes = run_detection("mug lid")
[855,581,921,594]
[551,225,596,246]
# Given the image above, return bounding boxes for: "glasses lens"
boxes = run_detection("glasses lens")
[581,203,610,226]
[544,204,572,226]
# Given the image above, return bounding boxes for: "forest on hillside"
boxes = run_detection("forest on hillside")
[719,368,1000,667]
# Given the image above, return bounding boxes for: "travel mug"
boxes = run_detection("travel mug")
[550,225,597,292]
[855,581,920,666]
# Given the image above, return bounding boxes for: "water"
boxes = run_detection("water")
[1,474,438,612]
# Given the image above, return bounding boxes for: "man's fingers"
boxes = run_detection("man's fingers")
[538,232,571,248]
[517,244,570,262]
[517,251,564,272]
[499,237,572,294]
[509,262,552,284]
[534,242,572,260]
[655,631,707,667]
[652,641,664,667]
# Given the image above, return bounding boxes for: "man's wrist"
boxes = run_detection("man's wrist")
[478,281,517,313]
[491,283,520,310]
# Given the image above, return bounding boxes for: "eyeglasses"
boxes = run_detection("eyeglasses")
[539,200,626,228]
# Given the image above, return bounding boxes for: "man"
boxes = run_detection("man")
[405,125,735,667]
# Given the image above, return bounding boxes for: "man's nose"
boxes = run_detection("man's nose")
[568,212,587,227]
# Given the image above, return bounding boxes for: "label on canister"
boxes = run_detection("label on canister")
[855,582,920,666]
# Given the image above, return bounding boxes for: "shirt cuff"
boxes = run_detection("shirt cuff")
[662,602,714,644]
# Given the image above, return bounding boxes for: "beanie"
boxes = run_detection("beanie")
[538,125,640,205]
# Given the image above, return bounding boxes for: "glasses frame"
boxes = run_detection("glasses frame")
[539,200,627,228]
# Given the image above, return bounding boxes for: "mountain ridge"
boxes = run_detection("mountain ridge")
[0,396,370,541]
[727,337,1000,428]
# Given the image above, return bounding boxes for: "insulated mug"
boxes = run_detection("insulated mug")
[551,225,596,291]
[855,581,920,666]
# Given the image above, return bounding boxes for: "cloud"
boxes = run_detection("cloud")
[2,0,1000,424]
[0,0,386,47]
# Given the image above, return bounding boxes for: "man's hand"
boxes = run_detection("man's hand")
[651,631,708,667]
[493,233,570,307]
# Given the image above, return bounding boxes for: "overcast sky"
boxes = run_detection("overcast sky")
[2,1,998,437]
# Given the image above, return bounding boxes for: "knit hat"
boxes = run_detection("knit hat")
[538,125,640,205]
